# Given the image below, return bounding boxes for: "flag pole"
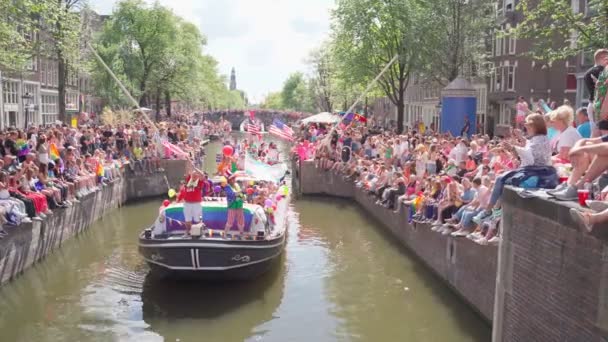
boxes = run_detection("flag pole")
[345,54,399,116]
[87,42,205,174]
[86,42,158,133]
[322,54,399,146]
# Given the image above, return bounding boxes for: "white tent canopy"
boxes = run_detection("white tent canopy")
[301,112,340,124]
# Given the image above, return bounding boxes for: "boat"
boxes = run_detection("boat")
[138,189,289,281]
[239,119,266,133]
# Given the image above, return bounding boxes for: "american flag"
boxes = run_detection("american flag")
[269,119,294,141]
[247,121,260,135]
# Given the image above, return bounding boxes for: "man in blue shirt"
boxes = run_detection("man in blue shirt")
[576,107,592,138]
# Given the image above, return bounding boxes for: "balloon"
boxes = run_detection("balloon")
[168,189,176,198]
[249,180,255,186]
[213,185,222,193]
[283,187,289,196]
[162,200,170,207]
[246,188,254,195]
[220,176,227,185]
[275,194,282,201]
[266,207,274,214]
[272,205,277,211]
[264,199,273,207]
[222,145,234,156]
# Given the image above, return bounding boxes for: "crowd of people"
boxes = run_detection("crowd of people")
[0,114,220,238]
[292,49,608,239]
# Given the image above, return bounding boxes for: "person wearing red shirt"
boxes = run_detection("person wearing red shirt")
[182,170,205,234]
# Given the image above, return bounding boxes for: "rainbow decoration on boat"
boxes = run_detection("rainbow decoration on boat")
[163,202,264,232]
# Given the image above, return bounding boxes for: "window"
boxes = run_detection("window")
[507,25,516,55]
[2,81,19,105]
[581,50,594,66]
[507,65,515,91]
[40,60,46,85]
[497,0,504,16]
[505,0,514,11]
[572,0,581,13]
[495,34,502,56]
[499,103,512,125]
[566,74,577,91]
[41,94,58,125]
[26,55,38,71]
[495,66,504,91]
[65,92,78,111]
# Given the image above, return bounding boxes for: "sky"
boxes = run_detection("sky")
[93,0,334,104]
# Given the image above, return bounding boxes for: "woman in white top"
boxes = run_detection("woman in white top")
[549,105,582,162]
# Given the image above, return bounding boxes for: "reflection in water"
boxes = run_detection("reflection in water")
[141,255,285,342]
[0,139,490,342]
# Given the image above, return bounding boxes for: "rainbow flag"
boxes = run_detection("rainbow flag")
[49,143,60,160]
[96,163,104,177]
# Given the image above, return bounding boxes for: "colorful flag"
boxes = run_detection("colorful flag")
[354,113,367,123]
[269,119,294,141]
[49,143,60,161]
[96,163,104,177]
[247,121,260,136]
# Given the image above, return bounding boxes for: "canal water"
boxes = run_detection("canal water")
[0,137,490,342]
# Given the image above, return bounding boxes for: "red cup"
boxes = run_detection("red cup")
[577,190,590,207]
[559,177,568,184]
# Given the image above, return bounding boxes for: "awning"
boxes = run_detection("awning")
[301,112,341,124]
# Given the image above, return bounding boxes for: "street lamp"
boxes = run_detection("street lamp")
[22,92,33,129]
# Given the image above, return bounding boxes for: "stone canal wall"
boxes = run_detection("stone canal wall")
[296,160,497,323]
[295,160,608,341]
[124,159,190,200]
[493,188,608,342]
[0,160,188,286]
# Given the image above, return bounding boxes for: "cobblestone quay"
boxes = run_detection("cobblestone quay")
[0,160,188,286]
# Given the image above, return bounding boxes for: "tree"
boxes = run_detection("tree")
[43,0,84,122]
[0,0,45,72]
[281,72,313,112]
[331,0,431,132]
[260,92,283,110]
[425,0,494,83]
[515,0,608,61]
[308,44,335,112]
[94,0,177,107]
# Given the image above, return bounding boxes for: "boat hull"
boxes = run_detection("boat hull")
[139,233,286,281]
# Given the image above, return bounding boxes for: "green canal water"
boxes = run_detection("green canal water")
[0,138,490,342]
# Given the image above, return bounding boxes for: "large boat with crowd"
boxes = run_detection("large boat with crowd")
[139,167,290,281]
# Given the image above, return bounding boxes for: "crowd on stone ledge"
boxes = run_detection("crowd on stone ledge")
[0,117,211,238]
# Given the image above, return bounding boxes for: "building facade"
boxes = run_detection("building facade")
[0,10,106,129]
[489,0,577,136]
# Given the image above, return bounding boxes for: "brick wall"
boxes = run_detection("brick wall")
[494,189,608,342]
[297,160,497,322]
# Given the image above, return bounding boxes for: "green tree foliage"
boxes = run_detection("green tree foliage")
[260,92,283,110]
[0,0,46,72]
[515,0,608,61]
[281,72,313,112]
[307,44,335,112]
[425,0,495,83]
[331,0,431,132]
[92,0,242,115]
[94,0,176,107]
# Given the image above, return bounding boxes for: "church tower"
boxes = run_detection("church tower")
[229,67,237,90]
